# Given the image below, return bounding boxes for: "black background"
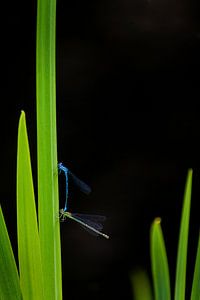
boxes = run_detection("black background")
[1,0,200,299]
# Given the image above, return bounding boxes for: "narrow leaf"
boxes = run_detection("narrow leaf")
[174,169,193,300]
[36,0,62,298]
[150,218,171,300]
[0,206,22,299]
[190,233,200,300]
[17,111,44,299]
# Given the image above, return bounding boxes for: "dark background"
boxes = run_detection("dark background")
[1,0,200,299]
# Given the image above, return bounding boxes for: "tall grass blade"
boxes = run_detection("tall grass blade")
[17,111,44,299]
[150,218,171,300]
[174,169,193,300]
[0,206,22,299]
[36,0,62,298]
[190,233,200,300]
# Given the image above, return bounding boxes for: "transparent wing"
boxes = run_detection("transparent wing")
[67,212,109,239]
[69,172,91,194]
[71,213,106,231]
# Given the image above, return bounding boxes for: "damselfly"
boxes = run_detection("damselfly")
[59,209,109,239]
[58,163,109,239]
[58,162,91,211]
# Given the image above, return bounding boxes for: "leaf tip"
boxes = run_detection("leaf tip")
[154,217,162,224]
[19,110,26,124]
[188,168,193,175]
[20,110,25,119]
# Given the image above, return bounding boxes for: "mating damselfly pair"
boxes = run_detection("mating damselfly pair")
[58,163,109,239]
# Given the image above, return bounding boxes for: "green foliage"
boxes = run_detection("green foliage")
[174,169,192,300]
[130,270,153,300]
[0,0,62,299]
[132,169,199,300]
[17,111,44,299]
[191,233,200,300]
[0,207,22,299]
[36,0,62,298]
[150,218,171,300]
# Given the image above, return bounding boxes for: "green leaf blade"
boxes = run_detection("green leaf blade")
[0,206,22,299]
[17,111,44,299]
[36,0,62,299]
[174,169,193,300]
[190,233,200,300]
[150,218,171,300]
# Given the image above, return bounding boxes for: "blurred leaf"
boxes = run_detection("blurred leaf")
[0,206,22,299]
[130,269,153,300]
[174,169,193,300]
[190,233,200,300]
[17,111,44,299]
[150,218,171,300]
